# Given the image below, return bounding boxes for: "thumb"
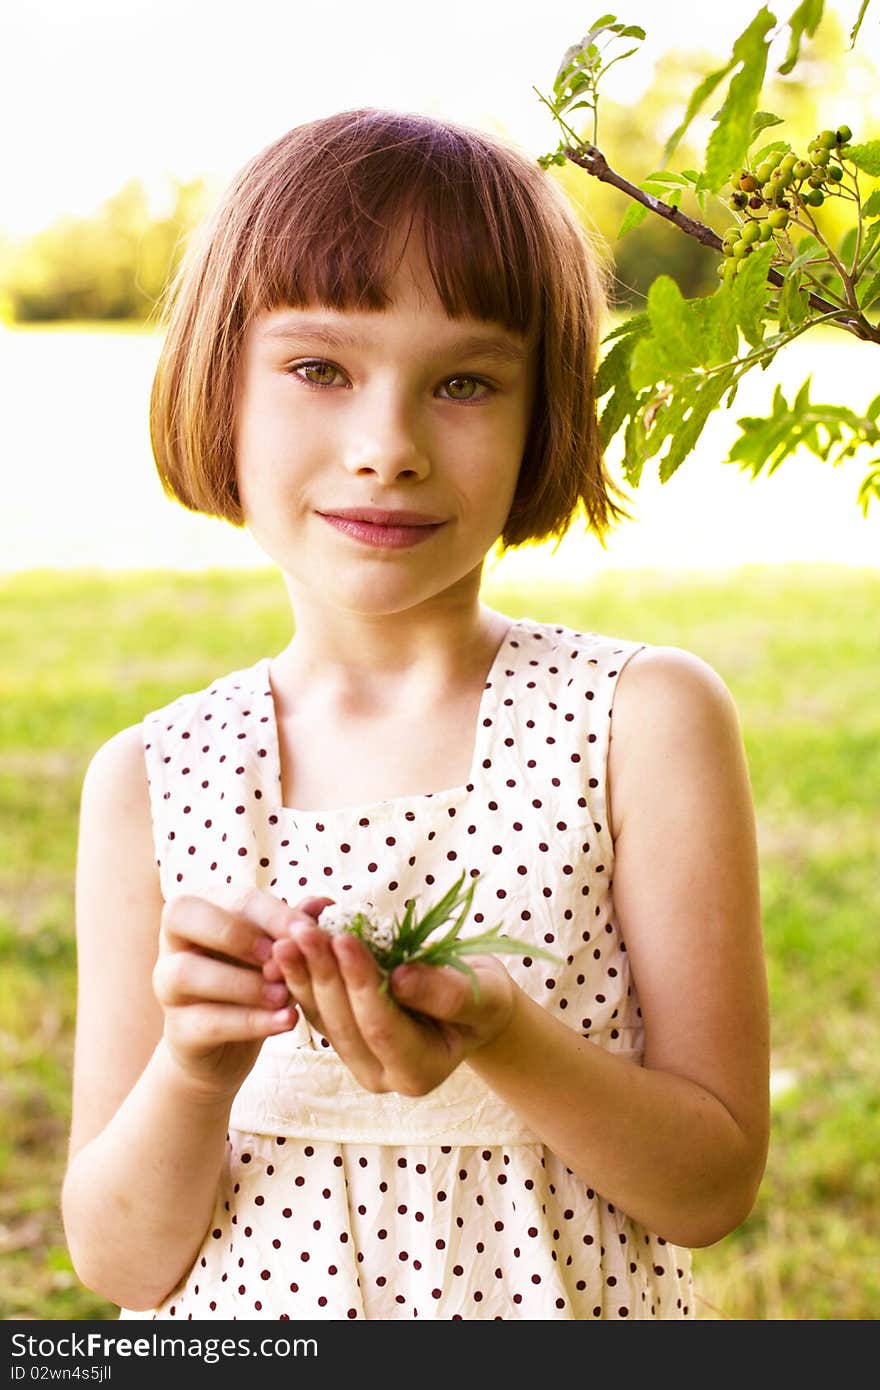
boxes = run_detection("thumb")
[390,960,485,1024]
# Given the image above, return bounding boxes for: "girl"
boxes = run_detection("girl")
[62,107,769,1321]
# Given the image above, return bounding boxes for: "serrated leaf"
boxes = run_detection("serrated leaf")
[644,170,691,185]
[850,0,870,46]
[751,139,790,166]
[858,221,880,271]
[623,407,648,485]
[663,59,736,162]
[857,271,880,309]
[779,268,811,329]
[778,0,824,74]
[862,189,880,219]
[601,310,651,344]
[786,234,823,272]
[732,242,775,346]
[705,7,775,191]
[659,368,736,481]
[596,332,639,397]
[749,111,785,140]
[845,142,880,177]
[617,199,650,238]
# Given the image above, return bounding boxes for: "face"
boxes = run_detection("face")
[233,240,537,621]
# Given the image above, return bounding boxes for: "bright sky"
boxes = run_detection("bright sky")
[2,0,875,236]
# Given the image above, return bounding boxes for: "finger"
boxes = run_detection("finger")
[170,1001,298,1047]
[154,950,291,1011]
[262,898,336,984]
[291,925,388,1082]
[272,936,321,1024]
[161,893,276,969]
[237,889,335,940]
[390,959,490,1024]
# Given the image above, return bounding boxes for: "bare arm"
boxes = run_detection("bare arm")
[466,646,770,1246]
[61,726,301,1310]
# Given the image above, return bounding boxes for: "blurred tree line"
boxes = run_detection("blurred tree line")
[0,10,870,323]
[0,177,209,322]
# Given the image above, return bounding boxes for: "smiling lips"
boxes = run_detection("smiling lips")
[317,507,446,549]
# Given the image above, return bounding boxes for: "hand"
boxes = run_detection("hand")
[153,889,333,1096]
[270,912,517,1096]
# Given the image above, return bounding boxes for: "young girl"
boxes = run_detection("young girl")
[62,107,770,1321]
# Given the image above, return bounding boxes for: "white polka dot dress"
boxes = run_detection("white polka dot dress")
[121,616,694,1320]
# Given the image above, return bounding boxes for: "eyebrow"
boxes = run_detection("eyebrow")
[260,318,528,365]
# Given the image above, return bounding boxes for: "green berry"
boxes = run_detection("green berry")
[768,208,790,229]
[812,148,831,167]
[808,173,825,188]
[817,129,837,149]
[793,159,811,180]
[740,220,761,245]
[758,221,774,242]
[836,125,852,144]
[805,188,825,206]
[826,164,844,183]
[756,160,775,184]
[732,239,752,258]
[780,152,799,172]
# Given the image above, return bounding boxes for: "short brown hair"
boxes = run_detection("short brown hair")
[150,107,629,549]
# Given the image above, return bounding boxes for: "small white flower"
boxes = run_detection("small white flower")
[364,921,396,951]
[317,901,381,938]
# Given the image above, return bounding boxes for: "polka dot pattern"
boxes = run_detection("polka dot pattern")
[124,617,694,1320]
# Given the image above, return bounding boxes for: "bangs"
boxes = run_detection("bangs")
[239,112,544,338]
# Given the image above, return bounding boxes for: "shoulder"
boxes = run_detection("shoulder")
[608,645,747,840]
[81,722,150,807]
[142,658,271,734]
[78,725,156,876]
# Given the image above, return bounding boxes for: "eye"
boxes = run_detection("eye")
[289,359,346,388]
[440,376,494,403]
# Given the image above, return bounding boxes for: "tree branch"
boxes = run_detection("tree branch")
[563,143,880,345]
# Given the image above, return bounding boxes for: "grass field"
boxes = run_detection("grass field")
[1,562,878,1321]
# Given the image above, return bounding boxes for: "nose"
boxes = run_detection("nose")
[341,384,431,484]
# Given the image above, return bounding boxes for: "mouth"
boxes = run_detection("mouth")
[316,507,447,550]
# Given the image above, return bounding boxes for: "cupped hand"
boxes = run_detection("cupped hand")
[153,889,334,1096]
[270,913,517,1096]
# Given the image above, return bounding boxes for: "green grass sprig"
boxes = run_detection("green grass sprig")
[317,871,562,1000]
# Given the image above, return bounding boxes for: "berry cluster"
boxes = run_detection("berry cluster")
[718,124,853,278]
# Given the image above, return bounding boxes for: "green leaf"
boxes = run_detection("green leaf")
[663,59,736,162]
[705,7,776,191]
[858,220,880,271]
[749,110,785,140]
[601,310,651,344]
[850,0,871,46]
[622,407,648,485]
[659,368,737,481]
[617,199,650,238]
[787,233,823,272]
[779,268,811,328]
[751,139,790,167]
[596,331,640,397]
[862,189,880,219]
[778,0,824,75]
[644,277,701,367]
[732,242,775,346]
[857,270,880,309]
[845,142,880,177]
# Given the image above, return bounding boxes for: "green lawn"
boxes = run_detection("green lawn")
[1,562,878,1320]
